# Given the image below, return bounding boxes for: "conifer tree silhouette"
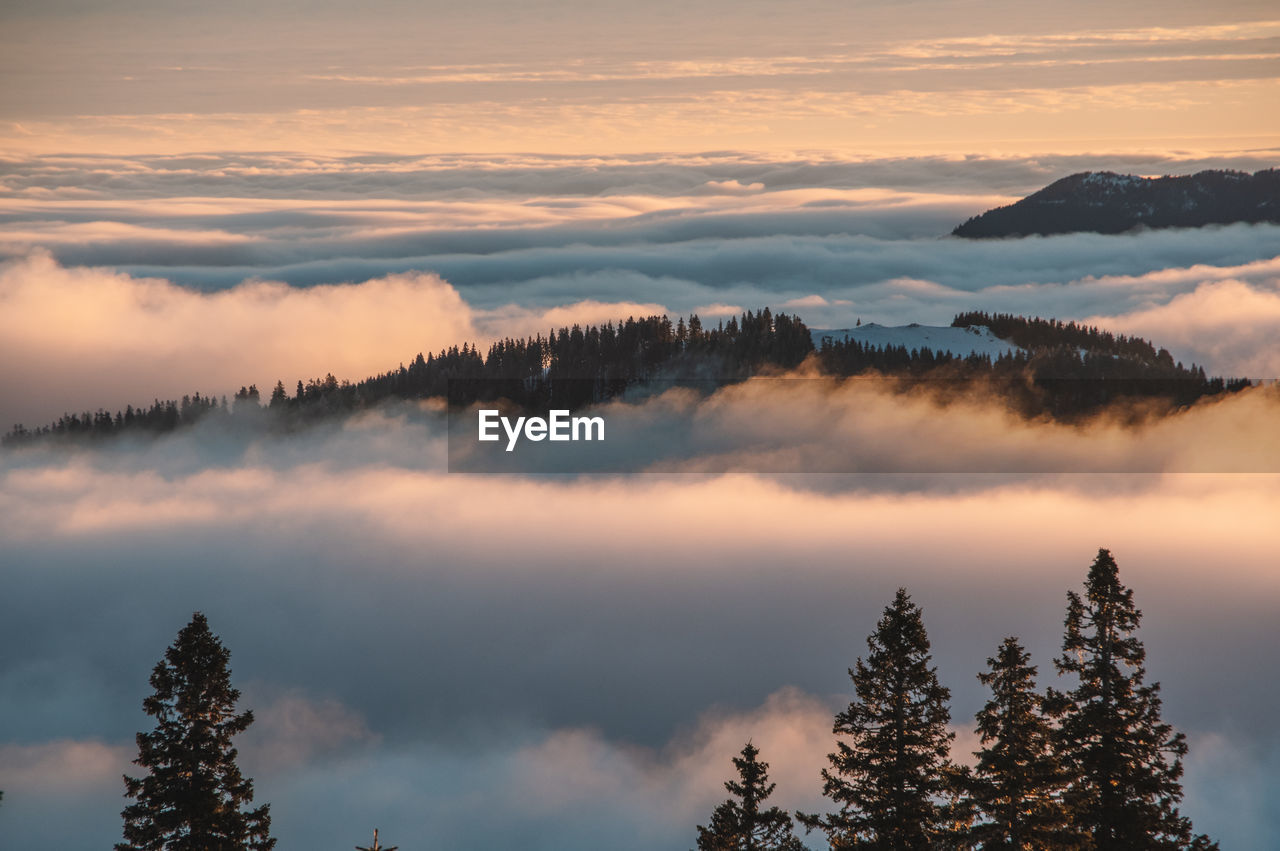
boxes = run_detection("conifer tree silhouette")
[800,588,957,850]
[696,742,805,851]
[963,636,1081,849]
[1048,549,1216,850]
[117,612,274,851]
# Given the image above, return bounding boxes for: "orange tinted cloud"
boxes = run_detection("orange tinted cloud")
[7,78,1278,156]
[1084,278,1280,379]
[0,253,475,426]
[0,254,677,427]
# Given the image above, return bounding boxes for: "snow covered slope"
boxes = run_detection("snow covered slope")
[810,323,1024,359]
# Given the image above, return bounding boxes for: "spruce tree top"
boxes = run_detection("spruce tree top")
[1061,548,1144,672]
[696,741,805,851]
[965,636,1081,850]
[142,612,249,731]
[1051,549,1216,851]
[800,588,957,849]
[725,742,775,815]
[118,612,275,851]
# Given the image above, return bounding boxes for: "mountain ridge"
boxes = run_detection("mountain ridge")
[952,168,1279,238]
[4,310,1248,447]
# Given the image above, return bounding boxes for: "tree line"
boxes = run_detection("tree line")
[817,313,1245,421]
[4,309,1244,447]
[2,310,811,445]
[696,549,1215,850]
[104,549,1214,850]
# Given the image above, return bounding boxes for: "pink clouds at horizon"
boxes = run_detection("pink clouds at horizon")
[0,252,668,428]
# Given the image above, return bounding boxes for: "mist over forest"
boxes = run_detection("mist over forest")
[2,147,1278,850]
[7,0,1280,808]
[3,2,1280,839]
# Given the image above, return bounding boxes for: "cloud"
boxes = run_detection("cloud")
[241,691,379,773]
[1083,277,1280,378]
[5,76,1276,157]
[781,294,832,307]
[1,407,1277,848]
[8,242,1280,449]
[0,740,136,850]
[697,178,766,194]
[2,146,1278,850]
[691,302,746,317]
[478,298,670,339]
[225,688,835,851]
[507,687,833,823]
[5,151,1277,202]
[14,151,1274,401]
[0,739,131,792]
[5,155,1279,348]
[14,207,1270,350]
[1181,731,1280,848]
[7,3,1278,157]
[0,254,674,427]
[443,372,1280,475]
[0,252,475,426]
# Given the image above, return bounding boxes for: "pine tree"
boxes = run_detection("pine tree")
[696,742,806,851]
[268,380,288,408]
[1048,549,1216,850]
[963,637,1080,850]
[117,612,275,851]
[799,588,957,850]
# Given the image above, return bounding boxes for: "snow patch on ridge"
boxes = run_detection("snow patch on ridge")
[810,323,1024,359]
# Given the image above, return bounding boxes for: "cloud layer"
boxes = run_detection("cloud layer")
[2,146,1278,849]
[0,252,666,428]
[6,233,1279,429]
[2,150,1279,429]
[1,410,1278,848]
[0,253,472,427]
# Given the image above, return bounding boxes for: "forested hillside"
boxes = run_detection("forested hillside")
[3,309,1246,447]
[952,169,1280,238]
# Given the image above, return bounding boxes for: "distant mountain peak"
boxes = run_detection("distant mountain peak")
[953,168,1278,238]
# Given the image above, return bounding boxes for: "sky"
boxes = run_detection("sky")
[1,1,1279,849]
[3,0,1280,154]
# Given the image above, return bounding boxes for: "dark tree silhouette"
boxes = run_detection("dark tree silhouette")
[117,612,275,851]
[1048,549,1216,850]
[962,637,1081,850]
[696,742,806,851]
[5,308,820,447]
[6,308,1247,449]
[799,589,958,850]
[268,380,288,408]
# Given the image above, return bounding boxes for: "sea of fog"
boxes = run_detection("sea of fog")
[1,151,1278,849]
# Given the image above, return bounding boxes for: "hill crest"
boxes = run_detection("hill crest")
[952,168,1279,238]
